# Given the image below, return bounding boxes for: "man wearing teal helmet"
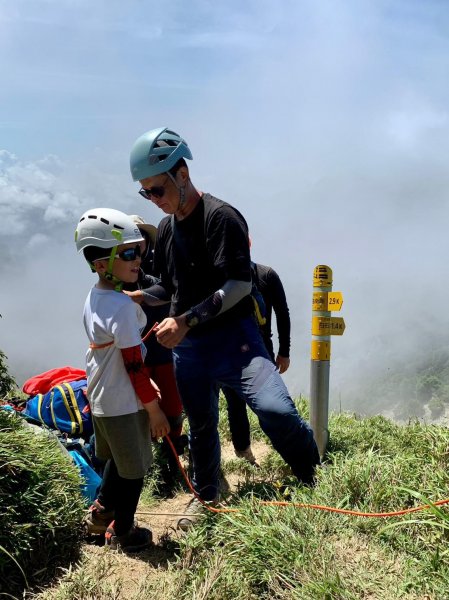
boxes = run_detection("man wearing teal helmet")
[129,127,320,530]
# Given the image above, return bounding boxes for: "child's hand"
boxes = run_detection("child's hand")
[145,401,170,439]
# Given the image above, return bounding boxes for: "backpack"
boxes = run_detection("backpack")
[23,379,93,438]
[64,439,102,503]
[22,366,87,396]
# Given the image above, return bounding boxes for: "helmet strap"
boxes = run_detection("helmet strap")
[178,185,186,210]
[106,247,117,276]
[105,247,124,291]
[104,272,124,292]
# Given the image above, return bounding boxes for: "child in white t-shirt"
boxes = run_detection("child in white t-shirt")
[75,207,170,552]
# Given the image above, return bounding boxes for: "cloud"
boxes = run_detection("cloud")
[2,1,449,421]
[0,152,82,242]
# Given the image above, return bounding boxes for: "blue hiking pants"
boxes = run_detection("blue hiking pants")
[173,316,320,501]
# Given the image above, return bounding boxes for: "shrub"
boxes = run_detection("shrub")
[0,350,16,398]
[0,411,85,595]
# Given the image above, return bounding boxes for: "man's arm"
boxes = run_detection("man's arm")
[155,278,252,349]
[156,202,252,348]
[266,267,291,373]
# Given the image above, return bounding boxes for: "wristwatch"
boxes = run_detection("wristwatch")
[185,310,200,328]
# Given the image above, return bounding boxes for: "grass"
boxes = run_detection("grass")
[0,410,86,597]
[25,398,449,599]
[147,400,449,599]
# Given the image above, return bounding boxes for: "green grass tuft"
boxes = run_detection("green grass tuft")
[0,410,86,595]
[147,409,449,599]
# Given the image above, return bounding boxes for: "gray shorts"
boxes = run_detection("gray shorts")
[93,410,153,479]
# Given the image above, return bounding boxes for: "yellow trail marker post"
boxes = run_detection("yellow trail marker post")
[310,265,345,458]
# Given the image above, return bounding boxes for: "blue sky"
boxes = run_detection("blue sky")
[1,0,449,411]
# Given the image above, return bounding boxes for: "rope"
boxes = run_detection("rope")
[89,321,159,350]
[141,321,159,343]
[159,436,449,519]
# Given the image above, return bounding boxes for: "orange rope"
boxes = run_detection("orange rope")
[89,321,159,349]
[164,436,449,518]
[89,341,113,349]
[141,321,159,343]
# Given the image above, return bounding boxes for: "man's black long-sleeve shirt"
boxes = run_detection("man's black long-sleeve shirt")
[253,262,291,360]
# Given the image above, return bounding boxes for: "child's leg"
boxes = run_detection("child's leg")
[112,471,144,536]
[95,460,143,534]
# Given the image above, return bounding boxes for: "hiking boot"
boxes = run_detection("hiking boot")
[235,445,258,466]
[105,521,153,552]
[177,496,218,532]
[84,500,115,535]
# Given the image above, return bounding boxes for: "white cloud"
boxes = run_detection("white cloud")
[1,0,449,419]
[387,106,448,148]
[27,232,49,248]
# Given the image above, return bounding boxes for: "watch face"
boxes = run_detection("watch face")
[186,312,200,327]
[186,312,199,328]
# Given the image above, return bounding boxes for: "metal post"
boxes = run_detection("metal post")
[310,265,332,458]
[309,265,345,458]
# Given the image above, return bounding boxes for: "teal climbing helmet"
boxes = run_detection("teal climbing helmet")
[129,127,193,181]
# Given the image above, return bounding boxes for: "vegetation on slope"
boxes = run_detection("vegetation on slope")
[338,341,449,420]
[0,410,86,596]
[31,400,449,600]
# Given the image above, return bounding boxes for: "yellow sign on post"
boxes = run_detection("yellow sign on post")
[312,291,344,312]
[313,265,333,287]
[311,340,331,360]
[310,265,345,459]
[312,316,346,336]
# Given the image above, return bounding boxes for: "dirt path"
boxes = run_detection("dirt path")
[77,440,272,597]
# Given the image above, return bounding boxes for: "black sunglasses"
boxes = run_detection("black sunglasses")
[116,245,142,261]
[94,244,142,263]
[139,174,170,200]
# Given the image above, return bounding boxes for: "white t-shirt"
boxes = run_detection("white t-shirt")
[83,286,148,417]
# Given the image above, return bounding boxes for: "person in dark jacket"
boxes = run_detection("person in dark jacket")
[123,216,187,478]
[128,127,320,531]
[223,261,291,464]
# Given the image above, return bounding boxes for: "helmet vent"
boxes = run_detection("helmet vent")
[157,139,177,148]
[100,217,110,225]
[113,223,124,230]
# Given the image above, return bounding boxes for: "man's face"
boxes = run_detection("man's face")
[139,173,179,214]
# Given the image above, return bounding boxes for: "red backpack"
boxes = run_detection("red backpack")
[22,366,87,396]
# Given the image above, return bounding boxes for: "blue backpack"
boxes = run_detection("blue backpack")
[65,440,102,503]
[23,380,93,438]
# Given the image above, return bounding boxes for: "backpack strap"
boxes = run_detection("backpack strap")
[49,389,59,431]
[37,394,44,425]
[60,382,84,436]
[54,384,77,435]
[250,263,267,326]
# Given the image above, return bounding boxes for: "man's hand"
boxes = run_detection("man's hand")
[122,290,144,304]
[155,316,189,348]
[145,401,170,439]
[276,355,290,374]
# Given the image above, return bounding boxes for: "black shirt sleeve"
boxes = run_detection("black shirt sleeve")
[266,267,291,358]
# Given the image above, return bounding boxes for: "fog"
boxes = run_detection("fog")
[1,1,449,417]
